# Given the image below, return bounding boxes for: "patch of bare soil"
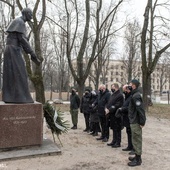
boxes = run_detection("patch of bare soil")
[1,109,170,170]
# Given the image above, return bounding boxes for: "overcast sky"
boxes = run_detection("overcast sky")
[124,0,147,24]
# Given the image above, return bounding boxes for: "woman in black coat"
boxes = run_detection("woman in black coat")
[89,91,101,136]
[80,89,91,132]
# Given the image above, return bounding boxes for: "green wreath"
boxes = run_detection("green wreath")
[43,102,69,146]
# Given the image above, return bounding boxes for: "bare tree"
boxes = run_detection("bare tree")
[47,21,69,99]
[90,42,114,90]
[47,0,125,97]
[122,19,141,83]
[141,0,170,108]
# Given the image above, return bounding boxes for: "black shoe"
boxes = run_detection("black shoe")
[107,142,115,146]
[92,132,98,136]
[128,155,142,166]
[122,147,133,151]
[83,129,88,132]
[96,137,104,140]
[71,125,77,129]
[86,129,90,133]
[112,143,121,148]
[102,137,108,142]
[128,155,136,162]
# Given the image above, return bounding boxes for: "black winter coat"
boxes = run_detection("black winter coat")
[106,90,124,129]
[80,93,91,114]
[128,88,146,126]
[121,92,132,127]
[93,89,111,117]
[89,94,99,122]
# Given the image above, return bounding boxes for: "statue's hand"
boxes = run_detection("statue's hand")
[31,53,41,66]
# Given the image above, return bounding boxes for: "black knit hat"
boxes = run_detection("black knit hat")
[131,79,140,88]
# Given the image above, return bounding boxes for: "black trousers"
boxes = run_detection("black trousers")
[91,122,101,132]
[84,113,90,130]
[112,118,121,145]
[126,127,133,149]
[98,115,109,139]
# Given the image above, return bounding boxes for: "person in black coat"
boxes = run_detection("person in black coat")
[80,89,91,132]
[93,84,111,142]
[116,84,133,151]
[106,83,124,148]
[89,90,101,136]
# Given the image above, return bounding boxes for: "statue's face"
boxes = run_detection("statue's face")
[25,10,33,21]
[22,8,33,21]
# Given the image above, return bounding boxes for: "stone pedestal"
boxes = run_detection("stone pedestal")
[0,101,43,149]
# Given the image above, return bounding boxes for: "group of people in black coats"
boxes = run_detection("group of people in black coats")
[80,89,101,136]
[80,80,146,167]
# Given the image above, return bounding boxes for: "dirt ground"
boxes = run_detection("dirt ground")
[1,109,170,170]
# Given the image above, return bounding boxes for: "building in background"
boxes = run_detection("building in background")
[70,59,170,94]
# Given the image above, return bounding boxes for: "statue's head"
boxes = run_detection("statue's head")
[22,8,33,22]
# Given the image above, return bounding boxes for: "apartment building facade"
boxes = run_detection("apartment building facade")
[70,59,170,94]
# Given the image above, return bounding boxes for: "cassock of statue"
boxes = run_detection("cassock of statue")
[2,8,40,103]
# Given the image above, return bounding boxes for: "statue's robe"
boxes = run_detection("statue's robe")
[2,17,34,103]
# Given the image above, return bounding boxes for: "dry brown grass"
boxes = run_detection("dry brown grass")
[148,104,170,119]
[54,103,170,120]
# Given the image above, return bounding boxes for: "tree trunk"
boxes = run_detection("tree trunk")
[31,73,45,104]
[77,81,85,99]
[142,69,150,110]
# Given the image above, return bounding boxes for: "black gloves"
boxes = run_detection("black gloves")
[31,53,41,66]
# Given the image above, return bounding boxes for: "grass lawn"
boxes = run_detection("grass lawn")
[148,103,170,119]
[53,103,170,120]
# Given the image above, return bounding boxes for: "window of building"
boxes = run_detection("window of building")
[116,72,118,75]
[111,78,113,81]
[116,78,119,82]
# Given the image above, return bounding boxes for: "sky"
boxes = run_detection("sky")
[121,0,148,24]
[114,0,148,58]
